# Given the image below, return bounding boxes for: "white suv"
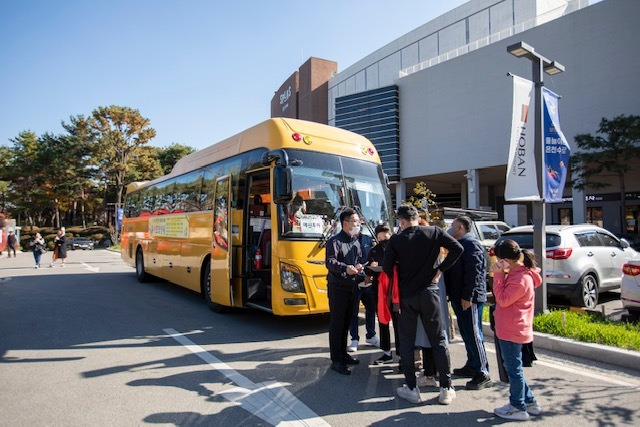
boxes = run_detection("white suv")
[493,224,639,309]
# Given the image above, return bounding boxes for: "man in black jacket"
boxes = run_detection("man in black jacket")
[383,205,463,405]
[325,208,372,375]
[444,215,491,390]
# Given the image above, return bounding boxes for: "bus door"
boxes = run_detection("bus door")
[210,175,234,307]
[245,170,272,310]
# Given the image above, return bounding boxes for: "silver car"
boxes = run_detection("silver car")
[493,224,639,309]
[621,259,640,321]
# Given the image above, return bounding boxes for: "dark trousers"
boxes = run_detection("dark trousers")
[399,286,451,389]
[7,247,16,257]
[451,300,489,375]
[379,312,400,354]
[328,283,357,363]
[350,285,376,341]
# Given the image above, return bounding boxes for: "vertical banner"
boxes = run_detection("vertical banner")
[117,208,124,229]
[543,88,571,202]
[505,75,540,201]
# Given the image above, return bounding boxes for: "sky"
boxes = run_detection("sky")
[0,0,467,151]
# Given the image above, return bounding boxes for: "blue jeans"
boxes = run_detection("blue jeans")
[33,250,42,267]
[451,301,489,375]
[350,285,376,341]
[498,339,535,411]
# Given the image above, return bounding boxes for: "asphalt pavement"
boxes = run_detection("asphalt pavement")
[1,249,639,426]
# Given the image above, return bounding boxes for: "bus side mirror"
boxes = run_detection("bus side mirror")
[273,164,293,204]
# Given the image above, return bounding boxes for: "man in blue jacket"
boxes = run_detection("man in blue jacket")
[325,208,372,375]
[444,215,491,390]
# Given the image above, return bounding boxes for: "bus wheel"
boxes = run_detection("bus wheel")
[135,248,150,283]
[202,258,227,313]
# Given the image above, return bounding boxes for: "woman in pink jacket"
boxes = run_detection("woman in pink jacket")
[490,239,542,421]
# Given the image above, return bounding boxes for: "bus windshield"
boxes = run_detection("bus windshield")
[279,149,392,238]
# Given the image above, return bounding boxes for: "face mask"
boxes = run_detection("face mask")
[378,240,388,248]
[447,227,457,236]
[349,226,361,236]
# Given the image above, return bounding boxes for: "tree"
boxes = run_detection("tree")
[571,115,640,230]
[4,131,42,225]
[408,181,437,210]
[89,106,156,209]
[125,145,164,183]
[157,143,196,174]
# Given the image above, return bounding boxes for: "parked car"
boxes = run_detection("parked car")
[492,224,639,309]
[622,259,640,321]
[70,237,94,250]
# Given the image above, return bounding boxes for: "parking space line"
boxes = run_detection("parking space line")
[81,263,100,272]
[475,343,639,388]
[164,328,330,426]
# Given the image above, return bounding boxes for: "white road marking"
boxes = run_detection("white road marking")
[81,263,100,272]
[164,328,330,426]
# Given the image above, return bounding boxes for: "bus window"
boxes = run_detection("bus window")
[342,157,393,233]
[279,153,343,238]
[175,171,203,212]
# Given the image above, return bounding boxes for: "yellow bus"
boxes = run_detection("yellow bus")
[121,118,393,315]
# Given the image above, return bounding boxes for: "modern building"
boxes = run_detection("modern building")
[273,0,640,235]
[270,57,337,125]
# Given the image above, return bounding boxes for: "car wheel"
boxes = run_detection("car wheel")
[572,274,598,309]
[136,248,150,283]
[202,258,227,313]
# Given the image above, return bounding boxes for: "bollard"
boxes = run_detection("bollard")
[561,312,566,328]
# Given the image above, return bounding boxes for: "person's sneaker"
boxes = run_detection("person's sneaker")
[330,362,351,375]
[343,355,360,365]
[452,365,476,378]
[466,373,492,390]
[61,263,65,267]
[348,340,359,352]
[375,353,393,364]
[396,385,422,404]
[365,335,380,347]
[438,386,456,405]
[526,400,542,416]
[494,403,530,421]
[416,374,437,387]
[49,264,54,268]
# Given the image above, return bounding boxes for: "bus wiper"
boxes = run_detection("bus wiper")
[353,205,378,244]
[319,206,346,248]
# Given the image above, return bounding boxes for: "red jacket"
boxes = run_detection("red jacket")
[378,267,400,325]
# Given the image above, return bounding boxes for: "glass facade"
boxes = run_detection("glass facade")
[334,85,400,182]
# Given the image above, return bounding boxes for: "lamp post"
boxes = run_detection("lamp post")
[507,41,565,314]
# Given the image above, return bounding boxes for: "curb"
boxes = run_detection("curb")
[477,321,640,372]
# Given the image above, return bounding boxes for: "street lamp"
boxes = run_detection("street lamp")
[507,41,565,314]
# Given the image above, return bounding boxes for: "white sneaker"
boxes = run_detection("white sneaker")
[417,374,437,387]
[61,263,65,267]
[494,403,530,421]
[365,335,380,347]
[49,264,54,268]
[396,385,422,404]
[526,400,542,416]
[348,340,359,352]
[438,386,456,405]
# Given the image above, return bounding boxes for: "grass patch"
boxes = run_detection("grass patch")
[108,245,121,251]
[479,306,640,351]
[533,310,640,351]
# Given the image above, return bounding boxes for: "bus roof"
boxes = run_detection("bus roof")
[126,118,378,193]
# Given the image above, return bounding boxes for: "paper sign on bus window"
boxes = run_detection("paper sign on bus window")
[299,215,324,234]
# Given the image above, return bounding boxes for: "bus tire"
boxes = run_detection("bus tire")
[135,247,150,283]
[202,258,227,313]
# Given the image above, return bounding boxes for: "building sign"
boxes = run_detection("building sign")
[271,71,298,119]
[149,216,190,238]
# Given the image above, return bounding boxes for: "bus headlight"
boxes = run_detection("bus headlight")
[280,263,305,293]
